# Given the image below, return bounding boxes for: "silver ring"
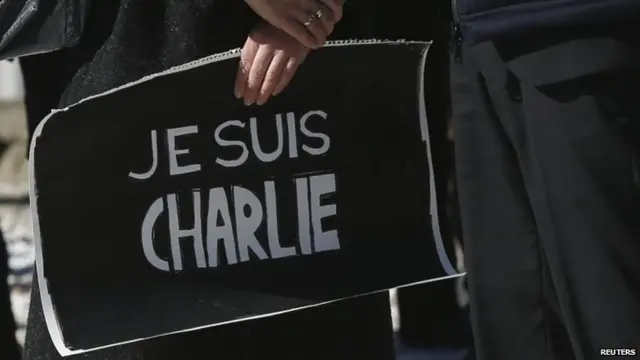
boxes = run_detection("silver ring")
[303,14,315,27]
[303,8,323,27]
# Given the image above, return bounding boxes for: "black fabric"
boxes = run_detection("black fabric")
[0,0,38,53]
[21,55,76,139]
[21,0,118,141]
[23,1,394,359]
[456,0,640,45]
[0,0,91,60]
[1,232,21,360]
[22,0,373,135]
[451,25,640,360]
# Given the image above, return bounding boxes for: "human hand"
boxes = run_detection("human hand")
[234,22,311,106]
[244,0,343,49]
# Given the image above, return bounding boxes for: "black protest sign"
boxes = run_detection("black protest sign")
[29,40,461,356]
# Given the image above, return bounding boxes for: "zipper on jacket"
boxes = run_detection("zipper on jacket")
[450,0,463,63]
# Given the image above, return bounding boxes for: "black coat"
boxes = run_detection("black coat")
[22,1,393,359]
[457,0,640,45]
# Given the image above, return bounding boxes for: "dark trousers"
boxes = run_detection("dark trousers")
[451,24,640,360]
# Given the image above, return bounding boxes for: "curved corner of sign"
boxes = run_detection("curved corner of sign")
[32,230,77,357]
[32,234,78,357]
[28,115,81,358]
[28,106,65,160]
[421,41,432,58]
[37,287,75,355]
[416,42,459,277]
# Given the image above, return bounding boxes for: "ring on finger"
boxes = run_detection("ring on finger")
[303,7,323,27]
[303,14,314,27]
[312,8,323,20]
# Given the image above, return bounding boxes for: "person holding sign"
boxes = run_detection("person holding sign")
[447,0,640,359]
[243,0,344,49]
[22,1,395,360]
[234,0,346,106]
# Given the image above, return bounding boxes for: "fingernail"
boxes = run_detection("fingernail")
[234,91,241,99]
[244,99,253,106]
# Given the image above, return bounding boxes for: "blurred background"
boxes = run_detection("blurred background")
[0,59,32,347]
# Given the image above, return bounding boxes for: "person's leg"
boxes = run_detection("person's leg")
[501,27,640,359]
[451,43,562,360]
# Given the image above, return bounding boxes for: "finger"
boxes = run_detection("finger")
[256,50,288,105]
[317,0,343,22]
[314,4,335,37]
[235,38,259,99]
[302,14,328,47]
[302,3,334,40]
[273,55,305,96]
[244,44,276,105]
[281,13,323,49]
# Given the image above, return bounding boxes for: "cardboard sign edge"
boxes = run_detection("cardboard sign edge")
[27,39,461,356]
